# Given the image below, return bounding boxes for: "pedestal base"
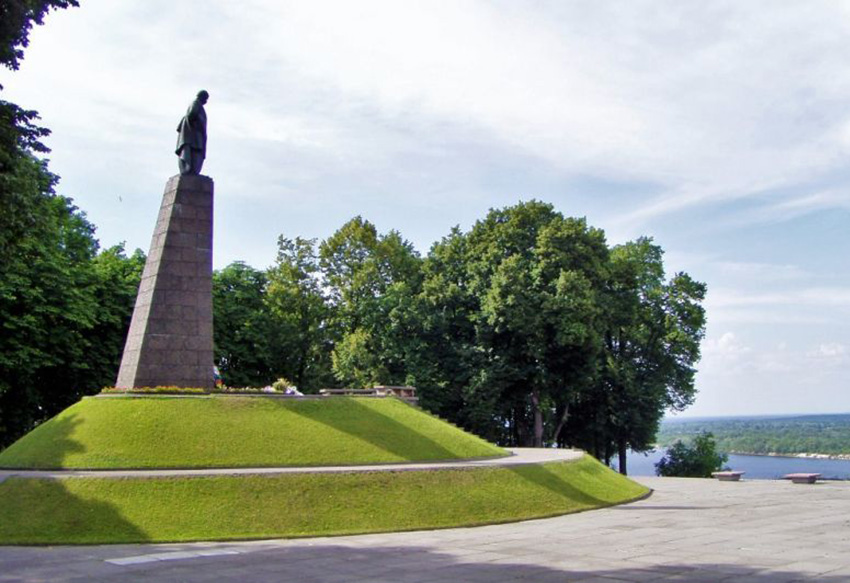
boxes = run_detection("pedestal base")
[116,175,214,389]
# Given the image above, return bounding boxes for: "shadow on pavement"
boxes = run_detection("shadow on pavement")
[3,542,845,582]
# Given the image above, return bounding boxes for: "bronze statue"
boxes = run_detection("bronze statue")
[176,90,209,175]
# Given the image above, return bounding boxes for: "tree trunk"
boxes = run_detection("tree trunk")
[530,388,544,448]
[551,403,569,446]
[618,437,628,475]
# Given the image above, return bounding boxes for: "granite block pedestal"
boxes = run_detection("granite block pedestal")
[116,174,214,389]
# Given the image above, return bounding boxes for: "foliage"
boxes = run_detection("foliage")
[319,217,423,387]
[657,414,850,456]
[271,377,295,391]
[86,244,146,388]
[0,0,79,73]
[415,202,610,448]
[209,204,705,470]
[563,238,706,473]
[0,181,144,447]
[212,261,274,387]
[265,236,332,392]
[0,456,648,544]
[0,396,506,469]
[0,0,136,449]
[655,431,728,478]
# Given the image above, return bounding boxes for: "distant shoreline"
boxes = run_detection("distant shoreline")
[729,451,850,461]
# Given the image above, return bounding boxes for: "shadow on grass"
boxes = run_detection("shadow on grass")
[287,398,460,461]
[0,413,85,469]
[506,463,609,507]
[0,411,148,545]
[0,477,149,545]
[2,544,846,582]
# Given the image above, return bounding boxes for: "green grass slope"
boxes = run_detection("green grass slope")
[0,396,506,469]
[0,456,649,544]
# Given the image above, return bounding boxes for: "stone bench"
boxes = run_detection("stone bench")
[783,473,821,484]
[711,471,745,481]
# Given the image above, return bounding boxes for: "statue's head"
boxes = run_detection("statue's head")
[197,90,210,103]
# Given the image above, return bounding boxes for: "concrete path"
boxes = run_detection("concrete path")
[0,447,580,481]
[2,475,849,582]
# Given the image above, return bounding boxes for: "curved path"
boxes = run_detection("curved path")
[0,447,582,481]
[2,476,850,582]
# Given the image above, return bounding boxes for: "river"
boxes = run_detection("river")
[612,449,850,480]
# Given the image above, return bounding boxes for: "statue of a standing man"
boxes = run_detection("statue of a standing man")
[175,90,209,175]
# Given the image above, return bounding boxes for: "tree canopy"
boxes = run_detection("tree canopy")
[209,202,706,474]
[0,0,147,448]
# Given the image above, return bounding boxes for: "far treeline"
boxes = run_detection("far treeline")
[657,415,850,457]
[0,1,707,475]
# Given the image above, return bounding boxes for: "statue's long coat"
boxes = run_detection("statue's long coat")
[175,98,207,155]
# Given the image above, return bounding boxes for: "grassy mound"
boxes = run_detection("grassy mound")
[0,456,649,544]
[0,396,506,469]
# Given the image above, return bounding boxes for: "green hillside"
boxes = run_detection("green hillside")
[0,396,506,469]
[0,456,649,544]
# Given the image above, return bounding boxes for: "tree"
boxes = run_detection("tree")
[212,261,274,388]
[86,244,146,389]
[264,237,333,392]
[0,190,140,447]
[0,0,119,449]
[604,239,706,474]
[655,432,728,478]
[0,1,79,72]
[319,217,422,387]
[417,201,609,446]
[561,238,706,473]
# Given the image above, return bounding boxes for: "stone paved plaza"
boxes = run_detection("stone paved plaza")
[2,475,849,582]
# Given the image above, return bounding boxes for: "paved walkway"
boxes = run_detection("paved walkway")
[0,448,581,481]
[2,475,849,582]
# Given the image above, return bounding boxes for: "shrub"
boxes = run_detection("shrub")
[655,431,728,478]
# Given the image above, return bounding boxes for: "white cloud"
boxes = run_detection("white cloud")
[9,1,850,230]
[707,287,850,309]
[808,342,848,360]
[704,332,751,357]
[227,1,850,230]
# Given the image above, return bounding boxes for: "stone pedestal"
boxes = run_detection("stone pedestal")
[116,175,214,389]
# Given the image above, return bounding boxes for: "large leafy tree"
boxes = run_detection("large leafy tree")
[565,238,706,473]
[264,237,333,392]
[319,217,422,387]
[418,201,609,446]
[0,191,143,447]
[212,261,274,388]
[1,1,79,264]
[0,0,147,448]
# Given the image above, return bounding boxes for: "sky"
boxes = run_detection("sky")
[2,1,849,417]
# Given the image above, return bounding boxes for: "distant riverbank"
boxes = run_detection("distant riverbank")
[616,449,850,480]
[729,451,850,461]
[657,412,850,463]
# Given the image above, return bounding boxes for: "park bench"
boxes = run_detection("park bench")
[711,471,745,481]
[783,473,821,484]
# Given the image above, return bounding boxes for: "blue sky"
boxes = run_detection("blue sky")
[3,1,849,416]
